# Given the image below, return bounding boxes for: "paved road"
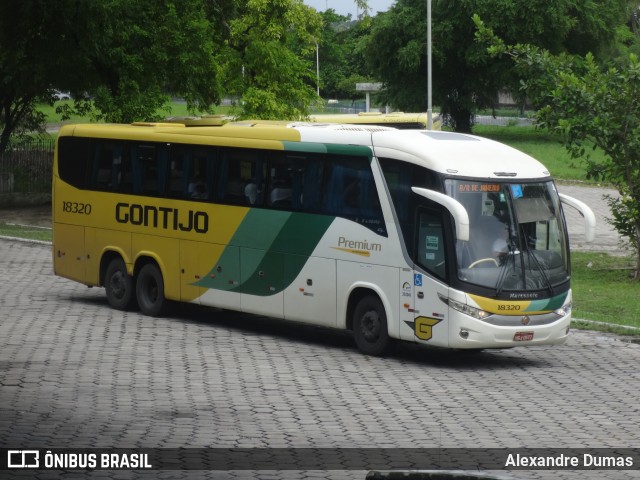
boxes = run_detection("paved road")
[1,239,639,479]
[557,183,626,254]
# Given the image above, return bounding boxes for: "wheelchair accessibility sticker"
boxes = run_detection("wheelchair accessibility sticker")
[414,273,422,287]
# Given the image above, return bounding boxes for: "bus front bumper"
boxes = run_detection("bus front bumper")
[447,310,572,349]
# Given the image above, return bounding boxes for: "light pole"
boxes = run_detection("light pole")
[315,41,320,96]
[427,0,433,129]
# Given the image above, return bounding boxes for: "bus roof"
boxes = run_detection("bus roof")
[371,129,550,180]
[58,122,550,180]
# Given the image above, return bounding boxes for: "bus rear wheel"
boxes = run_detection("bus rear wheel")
[353,295,389,356]
[136,263,166,317]
[105,257,135,311]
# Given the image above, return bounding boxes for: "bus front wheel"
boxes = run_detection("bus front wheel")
[105,257,135,311]
[353,295,389,356]
[136,263,166,317]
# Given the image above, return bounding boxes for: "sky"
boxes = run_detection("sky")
[303,0,395,18]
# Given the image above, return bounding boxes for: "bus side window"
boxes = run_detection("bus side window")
[268,155,295,208]
[300,157,323,212]
[131,144,168,196]
[57,137,91,189]
[321,156,385,235]
[417,210,447,280]
[323,156,383,227]
[167,147,217,200]
[218,149,266,206]
[380,157,442,256]
[265,153,324,213]
[188,149,215,200]
[91,141,128,192]
[168,148,191,198]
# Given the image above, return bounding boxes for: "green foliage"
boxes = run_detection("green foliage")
[476,20,640,277]
[538,55,640,277]
[221,0,323,120]
[1,0,326,151]
[605,192,640,255]
[366,0,635,132]
[63,0,222,123]
[0,0,73,152]
[316,9,374,100]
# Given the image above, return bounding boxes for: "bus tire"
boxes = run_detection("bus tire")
[136,263,166,317]
[105,257,135,311]
[352,295,389,356]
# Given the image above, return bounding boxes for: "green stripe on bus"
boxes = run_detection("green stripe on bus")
[195,211,334,296]
[239,213,334,296]
[525,292,568,313]
[282,141,372,158]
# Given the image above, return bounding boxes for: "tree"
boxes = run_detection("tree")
[0,0,76,152]
[0,0,222,153]
[216,0,324,119]
[315,10,374,101]
[60,0,222,123]
[364,0,634,132]
[476,21,640,278]
[0,0,329,153]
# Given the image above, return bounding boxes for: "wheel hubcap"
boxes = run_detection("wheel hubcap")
[361,309,380,342]
[111,272,126,299]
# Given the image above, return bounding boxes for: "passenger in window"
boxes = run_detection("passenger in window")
[188,176,203,197]
[245,179,260,204]
[191,180,207,199]
[270,177,292,206]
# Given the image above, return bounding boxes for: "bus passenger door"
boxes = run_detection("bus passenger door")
[410,209,450,347]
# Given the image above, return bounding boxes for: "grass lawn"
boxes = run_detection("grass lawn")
[570,252,640,334]
[0,223,52,242]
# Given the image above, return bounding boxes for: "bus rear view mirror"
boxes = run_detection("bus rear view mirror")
[412,187,470,242]
[559,193,596,243]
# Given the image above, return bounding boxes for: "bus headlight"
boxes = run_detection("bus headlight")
[447,297,492,320]
[554,302,572,317]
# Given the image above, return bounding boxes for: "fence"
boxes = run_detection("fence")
[0,138,54,194]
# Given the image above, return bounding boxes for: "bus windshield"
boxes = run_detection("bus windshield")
[445,179,569,292]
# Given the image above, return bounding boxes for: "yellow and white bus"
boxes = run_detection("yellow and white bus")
[164,112,440,130]
[308,112,440,130]
[53,121,595,355]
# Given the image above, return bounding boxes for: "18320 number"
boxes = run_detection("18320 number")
[497,304,521,311]
[62,201,92,215]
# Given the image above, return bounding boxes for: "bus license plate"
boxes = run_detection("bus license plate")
[514,331,534,341]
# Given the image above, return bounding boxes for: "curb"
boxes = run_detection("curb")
[0,235,52,246]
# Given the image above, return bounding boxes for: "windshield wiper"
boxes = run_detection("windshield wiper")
[495,241,519,297]
[524,245,554,295]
